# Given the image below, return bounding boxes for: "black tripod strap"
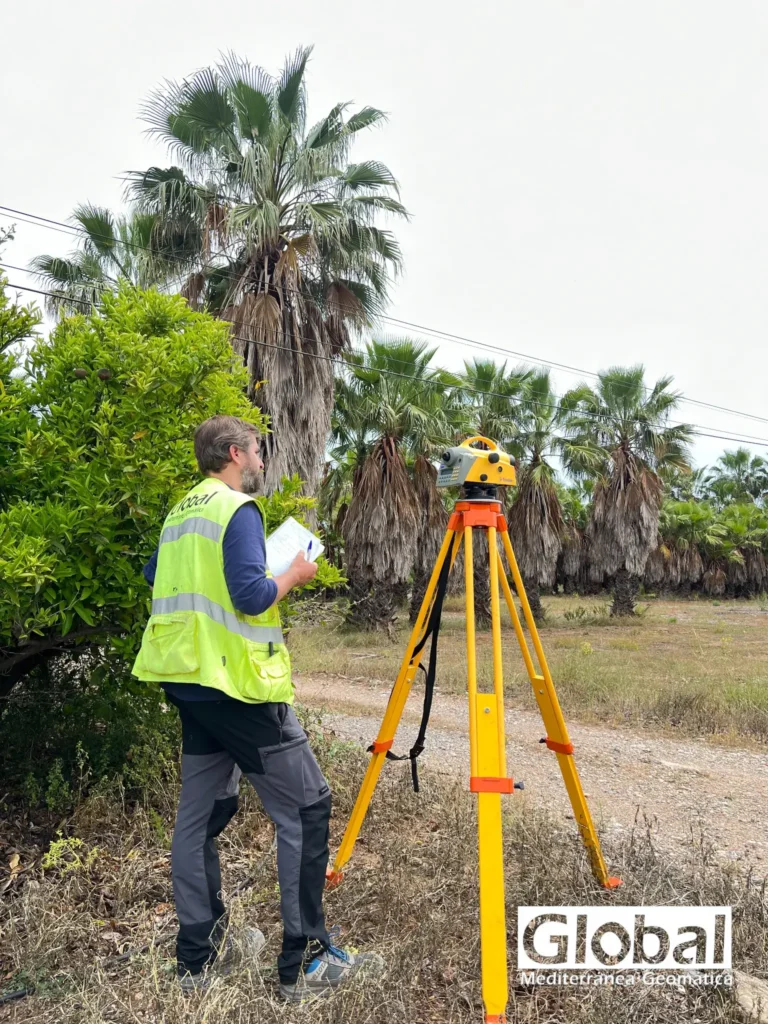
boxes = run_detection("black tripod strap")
[370,532,457,792]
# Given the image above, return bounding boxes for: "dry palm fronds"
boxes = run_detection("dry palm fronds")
[202,202,228,256]
[409,456,450,623]
[643,544,667,589]
[561,525,584,580]
[744,547,766,593]
[343,438,419,587]
[702,563,727,595]
[180,271,206,308]
[588,449,664,578]
[679,544,704,585]
[411,456,448,573]
[507,467,564,589]
[228,289,336,495]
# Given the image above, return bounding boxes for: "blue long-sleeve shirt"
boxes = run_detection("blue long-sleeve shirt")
[143,501,278,701]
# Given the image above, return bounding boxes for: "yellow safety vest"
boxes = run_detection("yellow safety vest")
[132,477,293,703]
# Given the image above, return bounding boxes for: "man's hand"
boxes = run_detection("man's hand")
[289,551,319,584]
[272,551,319,603]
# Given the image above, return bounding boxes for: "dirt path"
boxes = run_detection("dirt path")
[296,672,768,867]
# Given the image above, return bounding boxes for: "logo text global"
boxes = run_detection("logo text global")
[517,907,731,971]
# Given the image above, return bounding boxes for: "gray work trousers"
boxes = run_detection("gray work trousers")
[167,695,332,982]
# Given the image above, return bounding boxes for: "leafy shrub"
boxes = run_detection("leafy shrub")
[0,284,345,806]
[1,285,266,688]
[0,650,181,805]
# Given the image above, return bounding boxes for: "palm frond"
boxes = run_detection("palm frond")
[340,161,399,193]
[306,103,348,150]
[344,107,388,134]
[72,203,118,258]
[276,46,312,126]
[218,51,275,140]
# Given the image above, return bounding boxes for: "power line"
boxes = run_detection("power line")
[4,272,768,450]
[4,202,768,432]
[376,312,768,429]
[6,254,768,449]
[4,275,768,453]
[9,258,768,445]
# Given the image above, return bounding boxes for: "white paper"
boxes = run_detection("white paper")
[266,516,324,577]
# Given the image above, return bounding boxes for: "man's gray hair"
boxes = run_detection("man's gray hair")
[194,416,260,474]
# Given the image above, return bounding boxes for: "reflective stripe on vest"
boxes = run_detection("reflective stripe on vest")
[160,517,223,545]
[151,593,284,645]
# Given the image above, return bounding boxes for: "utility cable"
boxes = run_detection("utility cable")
[3,202,768,430]
[4,275,768,451]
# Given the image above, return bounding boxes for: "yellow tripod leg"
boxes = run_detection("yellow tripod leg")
[327,527,459,884]
[498,530,621,890]
[467,526,509,1023]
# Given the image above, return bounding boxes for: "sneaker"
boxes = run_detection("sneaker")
[279,945,386,1003]
[179,970,213,996]
[179,926,266,995]
[217,926,267,975]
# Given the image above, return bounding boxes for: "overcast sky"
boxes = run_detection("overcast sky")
[2,0,767,468]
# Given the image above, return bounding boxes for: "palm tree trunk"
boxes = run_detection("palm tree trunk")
[409,566,430,625]
[392,579,410,608]
[521,574,545,624]
[611,567,639,616]
[345,577,398,631]
[471,531,492,630]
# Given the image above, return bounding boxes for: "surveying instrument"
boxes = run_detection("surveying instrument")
[327,436,621,1023]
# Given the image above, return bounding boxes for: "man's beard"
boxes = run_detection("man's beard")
[241,467,262,494]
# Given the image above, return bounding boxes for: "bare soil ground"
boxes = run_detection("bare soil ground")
[290,595,768,743]
[291,595,768,869]
[297,672,768,869]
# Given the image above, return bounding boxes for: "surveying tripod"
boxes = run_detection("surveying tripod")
[326,438,621,1024]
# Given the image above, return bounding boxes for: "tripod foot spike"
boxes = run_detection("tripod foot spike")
[325,868,344,889]
[604,875,623,889]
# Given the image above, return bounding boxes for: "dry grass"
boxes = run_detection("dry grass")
[290,596,768,744]
[2,712,767,1023]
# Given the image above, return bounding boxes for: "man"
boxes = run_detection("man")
[133,415,381,1000]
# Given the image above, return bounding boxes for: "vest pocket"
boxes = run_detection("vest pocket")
[243,643,291,701]
[144,613,200,675]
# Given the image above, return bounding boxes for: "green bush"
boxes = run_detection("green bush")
[0,283,343,805]
[1,285,266,689]
[261,475,346,629]
[0,651,181,806]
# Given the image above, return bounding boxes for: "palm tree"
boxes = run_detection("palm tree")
[704,449,768,507]
[562,366,693,615]
[556,484,590,595]
[459,359,530,626]
[506,371,567,622]
[714,503,768,597]
[127,49,407,495]
[645,500,725,596]
[460,359,530,447]
[30,204,198,317]
[332,339,457,630]
[661,464,709,502]
[319,373,372,568]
